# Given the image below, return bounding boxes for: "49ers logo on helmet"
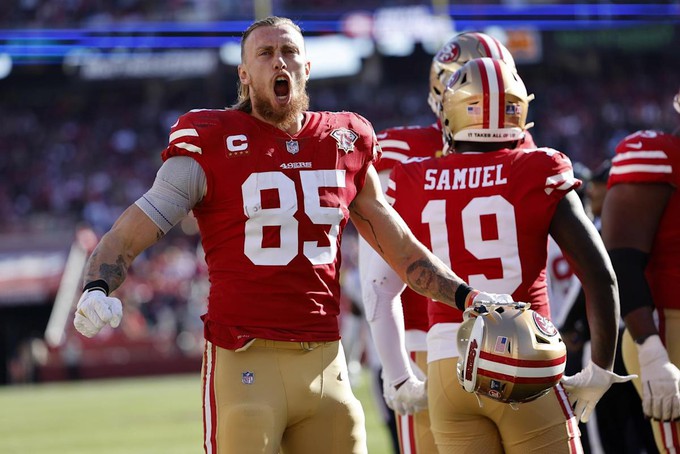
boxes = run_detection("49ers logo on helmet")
[532,312,558,337]
[436,42,461,63]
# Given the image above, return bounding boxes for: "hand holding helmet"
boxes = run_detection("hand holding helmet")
[463,290,525,320]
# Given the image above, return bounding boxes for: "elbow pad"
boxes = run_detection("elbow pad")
[608,248,654,318]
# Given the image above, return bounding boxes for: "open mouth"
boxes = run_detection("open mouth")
[274,77,290,99]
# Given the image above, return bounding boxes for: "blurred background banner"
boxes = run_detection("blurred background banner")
[0,0,678,392]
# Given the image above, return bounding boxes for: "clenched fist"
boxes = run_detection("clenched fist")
[73,290,123,338]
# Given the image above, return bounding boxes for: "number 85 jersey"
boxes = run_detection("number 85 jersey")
[162,109,380,349]
[386,147,581,325]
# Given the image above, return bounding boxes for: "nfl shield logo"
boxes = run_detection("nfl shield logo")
[286,140,299,154]
[242,371,254,385]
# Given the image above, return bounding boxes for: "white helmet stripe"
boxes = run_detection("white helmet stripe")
[473,32,503,60]
[477,59,504,130]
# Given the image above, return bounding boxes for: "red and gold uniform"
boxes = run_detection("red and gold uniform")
[387,147,583,454]
[610,130,680,452]
[164,108,379,454]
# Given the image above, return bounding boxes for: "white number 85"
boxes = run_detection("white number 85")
[242,170,345,266]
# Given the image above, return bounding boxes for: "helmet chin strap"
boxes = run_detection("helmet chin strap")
[474,392,484,409]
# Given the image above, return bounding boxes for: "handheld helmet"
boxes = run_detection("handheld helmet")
[429,32,516,115]
[456,305,566,404]
[440,57,534,153]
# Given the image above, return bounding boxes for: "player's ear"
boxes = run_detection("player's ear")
[304,61,311,81]
[238,64,250,85]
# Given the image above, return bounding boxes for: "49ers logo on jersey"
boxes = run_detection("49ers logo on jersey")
[330,128,358,154]
[436,42,461,63]
[532,312,558,337]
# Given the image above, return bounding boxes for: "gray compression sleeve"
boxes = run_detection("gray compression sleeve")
[134,156,206,234]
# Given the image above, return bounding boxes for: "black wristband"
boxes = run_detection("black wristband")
[455,284,473,311]
[83,280,110,296]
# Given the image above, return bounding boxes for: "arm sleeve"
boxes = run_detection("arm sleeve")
[361,242,413,387]
[134,156,206,234]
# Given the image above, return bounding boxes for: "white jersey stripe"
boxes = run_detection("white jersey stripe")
[609,164,672,175]
[381,151,410,163]
[612,150,668,162]
[169,128,199,143]
[175,142,203,154]
[378,139,411,151]
[544,170,577,195]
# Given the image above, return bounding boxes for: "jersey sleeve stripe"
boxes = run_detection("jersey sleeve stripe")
[610,164,672,175]
[169,128,199,143]
[544,170,577,195]
[387,179,396,191]
[612,150,668,162]
[175,142,203,154]
[381,151,410,163]
[378,139,411,151]
[385,194,395,205]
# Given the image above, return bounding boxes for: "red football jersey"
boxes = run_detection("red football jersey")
[608,130,680,311]
[387,147,580,326]
[162,109,380,349]
[375,123,445,332]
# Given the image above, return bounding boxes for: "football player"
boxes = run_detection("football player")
[387,57,632,453]
[360,31,533,454]
[72,17,511,454]
[601,88,680,453]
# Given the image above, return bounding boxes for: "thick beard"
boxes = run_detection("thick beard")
[252,80,309,129]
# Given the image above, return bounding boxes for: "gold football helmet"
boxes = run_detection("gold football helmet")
[428,32,516,114]
[440,57,533,153]
[456,305,566,404]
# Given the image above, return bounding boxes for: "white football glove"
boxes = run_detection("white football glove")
[561,360,636,423]
[384,375,428,415]
[463,291,523,319]
[73,290,123,338]
[637,334,680,421]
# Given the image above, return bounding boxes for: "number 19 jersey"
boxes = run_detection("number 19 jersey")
[387,147,580,326]
[162,109,380,349]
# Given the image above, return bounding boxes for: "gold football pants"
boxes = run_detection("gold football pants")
[428,357,582,454]
[201,339,367,454]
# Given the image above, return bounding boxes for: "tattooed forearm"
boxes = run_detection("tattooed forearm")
[406,259,459,305]
[84,250,130,293]
[98,255,128,291]
[349,202,385,255]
